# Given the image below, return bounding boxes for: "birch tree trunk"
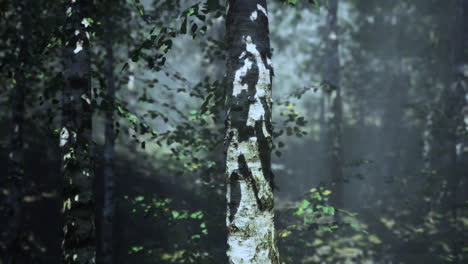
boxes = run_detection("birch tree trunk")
[100,9,116,264]
[225,1,279,264]
[323,0,344,207]
[61,1,95,263]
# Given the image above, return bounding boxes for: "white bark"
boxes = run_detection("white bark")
[225,1,279,263]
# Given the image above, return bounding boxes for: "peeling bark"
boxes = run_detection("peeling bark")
[225,1,280,264]
[61,1,95,263]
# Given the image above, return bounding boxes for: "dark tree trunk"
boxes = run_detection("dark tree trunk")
[442,0,467,216]
[2,1,30,262]
[100,10,116,264]
[440,3,468,262]
[61,1,95,263]
[460,0,468,173]
[225,1,280,263]
[322,0,344,207]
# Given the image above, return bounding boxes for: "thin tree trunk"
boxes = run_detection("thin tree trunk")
[100,10,116,264]
[443,0,466,215]
[2,1,30,262]
[460,0,468,168]
[444,4,468,262]
[225,1,280,263]
[323,0,344,207]
[61,1,95,263]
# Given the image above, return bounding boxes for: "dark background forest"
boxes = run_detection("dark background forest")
[0,0,467,263]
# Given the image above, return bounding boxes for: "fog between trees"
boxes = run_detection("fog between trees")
[0,0,467,263]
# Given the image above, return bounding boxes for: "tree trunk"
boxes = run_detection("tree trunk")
[460,0,468,170]
[100,10,116,264]
[225,1,280,263]
[442,0,467,214]
[2,1,30,262]
[323,0,344,207]
[61,1,95,263]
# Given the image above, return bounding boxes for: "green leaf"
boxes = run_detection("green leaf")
[132,0,149,22]
[300,199,310,209]
[172,210,180,219]
[323,206,335,215]
[179,211,188,219]
[368,235,382,244]
[127,114,138,122]
[294,207,304,216]
[288,0,297,5]
[190,211,204,219]
[117,106,125,115]
[310,193,322,200]
[131,246,144,253]
[187,7,196,16]
[135,196,144,202]
[338,209,358,217]
[304,216,315,224]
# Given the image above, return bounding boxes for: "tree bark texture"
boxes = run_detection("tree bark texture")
[225,1,280,264]
[61,1,95,263]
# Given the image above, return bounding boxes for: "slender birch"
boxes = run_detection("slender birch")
[225,1,279,263]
